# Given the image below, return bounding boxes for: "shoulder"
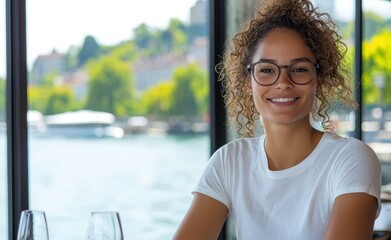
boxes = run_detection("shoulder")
[323,132,378,158]
[322,132,381,174]
[324,133,382,215]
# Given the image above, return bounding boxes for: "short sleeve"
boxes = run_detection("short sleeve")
[192,146,231,211]
[331,139,382,216]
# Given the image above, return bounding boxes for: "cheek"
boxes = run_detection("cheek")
[251,87,267,113]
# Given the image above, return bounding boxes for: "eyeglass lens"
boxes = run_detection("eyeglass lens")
[253,62,316,85]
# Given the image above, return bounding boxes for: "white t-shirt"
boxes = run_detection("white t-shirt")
[193,132,382,240]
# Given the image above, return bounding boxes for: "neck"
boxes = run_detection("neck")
[263,120,323,171]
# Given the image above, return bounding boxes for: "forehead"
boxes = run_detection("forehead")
[251,28,316,63]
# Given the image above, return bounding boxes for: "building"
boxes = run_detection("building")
[133,36,208,92]
[29,49,66,85]
[190,0,208,25]
[133,53,188,92]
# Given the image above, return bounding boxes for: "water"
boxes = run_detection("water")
[1,133,210,239]
[1,133,6,240]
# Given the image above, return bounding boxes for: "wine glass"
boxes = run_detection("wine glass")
[86,211,124,240]
[17,210,49,240]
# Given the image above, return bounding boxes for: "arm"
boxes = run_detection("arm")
[173,193,229,240]
[324,193,378,240]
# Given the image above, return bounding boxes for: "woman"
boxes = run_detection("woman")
[173,0,381,239]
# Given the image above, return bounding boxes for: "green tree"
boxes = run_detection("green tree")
[167,18,188,53]
[133,23,152,49]
[339,11,387,41]
[159,29,174,53]
[64,45,80,70]
[169,65,199,120]
[78,35,101,66]
[187,64,209,116]
[28,86,51,113]
[111,41,136,62]
[364,12,387,40]
[41,71,59,87]
[85,56,133,117]
[141,81,174,118]
[28,86,81,115]
[362,29,391,107]
[132,19,188,56]
[45,87,79,115]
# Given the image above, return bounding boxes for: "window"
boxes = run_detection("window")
[0,0,7,238]
[362,0,391,184]
[315,0,357,138]
[26,0,209,239]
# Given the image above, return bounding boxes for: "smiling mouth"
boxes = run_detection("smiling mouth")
[268,97,299,103]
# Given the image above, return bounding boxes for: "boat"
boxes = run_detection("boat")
[42,110,124,138]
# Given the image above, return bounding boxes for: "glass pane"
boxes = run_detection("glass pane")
[362,0,391,185]
[26,0,209,239]
[314,0,357,137]
[0,0,7,238]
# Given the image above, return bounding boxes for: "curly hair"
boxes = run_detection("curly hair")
[217,0,357,137]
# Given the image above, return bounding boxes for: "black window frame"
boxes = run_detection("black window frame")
[6,0,29,239]
[5,0,364,239]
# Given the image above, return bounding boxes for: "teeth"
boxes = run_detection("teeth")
[270,98,296,103]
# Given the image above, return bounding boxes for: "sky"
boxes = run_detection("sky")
[1,0,391,79]
[0,0,198,78]
[335,0,391,21]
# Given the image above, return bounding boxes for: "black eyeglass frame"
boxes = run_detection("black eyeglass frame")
[246,61,320,86]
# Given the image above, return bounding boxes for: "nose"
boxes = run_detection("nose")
[274,67,293,89]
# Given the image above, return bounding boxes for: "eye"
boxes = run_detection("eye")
[256,63,277,75]
[290,62,313,75]
[259,67,274,73]
[291,66,309,73]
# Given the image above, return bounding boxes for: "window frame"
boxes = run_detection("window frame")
[6,0,29,239]
[5,0,365,239]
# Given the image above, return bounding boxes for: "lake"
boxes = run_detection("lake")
[0,133,210,239]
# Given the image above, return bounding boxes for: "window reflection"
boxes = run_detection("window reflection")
[27,0,209,239]
[0,0,7,238]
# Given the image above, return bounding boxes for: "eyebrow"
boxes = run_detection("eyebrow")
[256,57,313,64]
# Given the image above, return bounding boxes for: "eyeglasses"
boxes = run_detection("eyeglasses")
[246,61,320,86]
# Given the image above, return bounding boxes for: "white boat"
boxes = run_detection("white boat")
[43,110,124,138]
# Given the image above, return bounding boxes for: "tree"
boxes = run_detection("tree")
[28,86,81,115]
[64,45,80,71]
[141,81,174,118]
[133,23,152,49]
[167,18,188,53]
[45,87,79,115]
[132,19,188,56]
[28,86,52,113]
[169,65,199,120]
[85,56,133,117]
[139,64,208,120]
[338,11,387,41]
[110,41,136,62]
[186,64,209,116]
[78,35,101,66]
[362,29,391,107]
[364,12,388,40]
